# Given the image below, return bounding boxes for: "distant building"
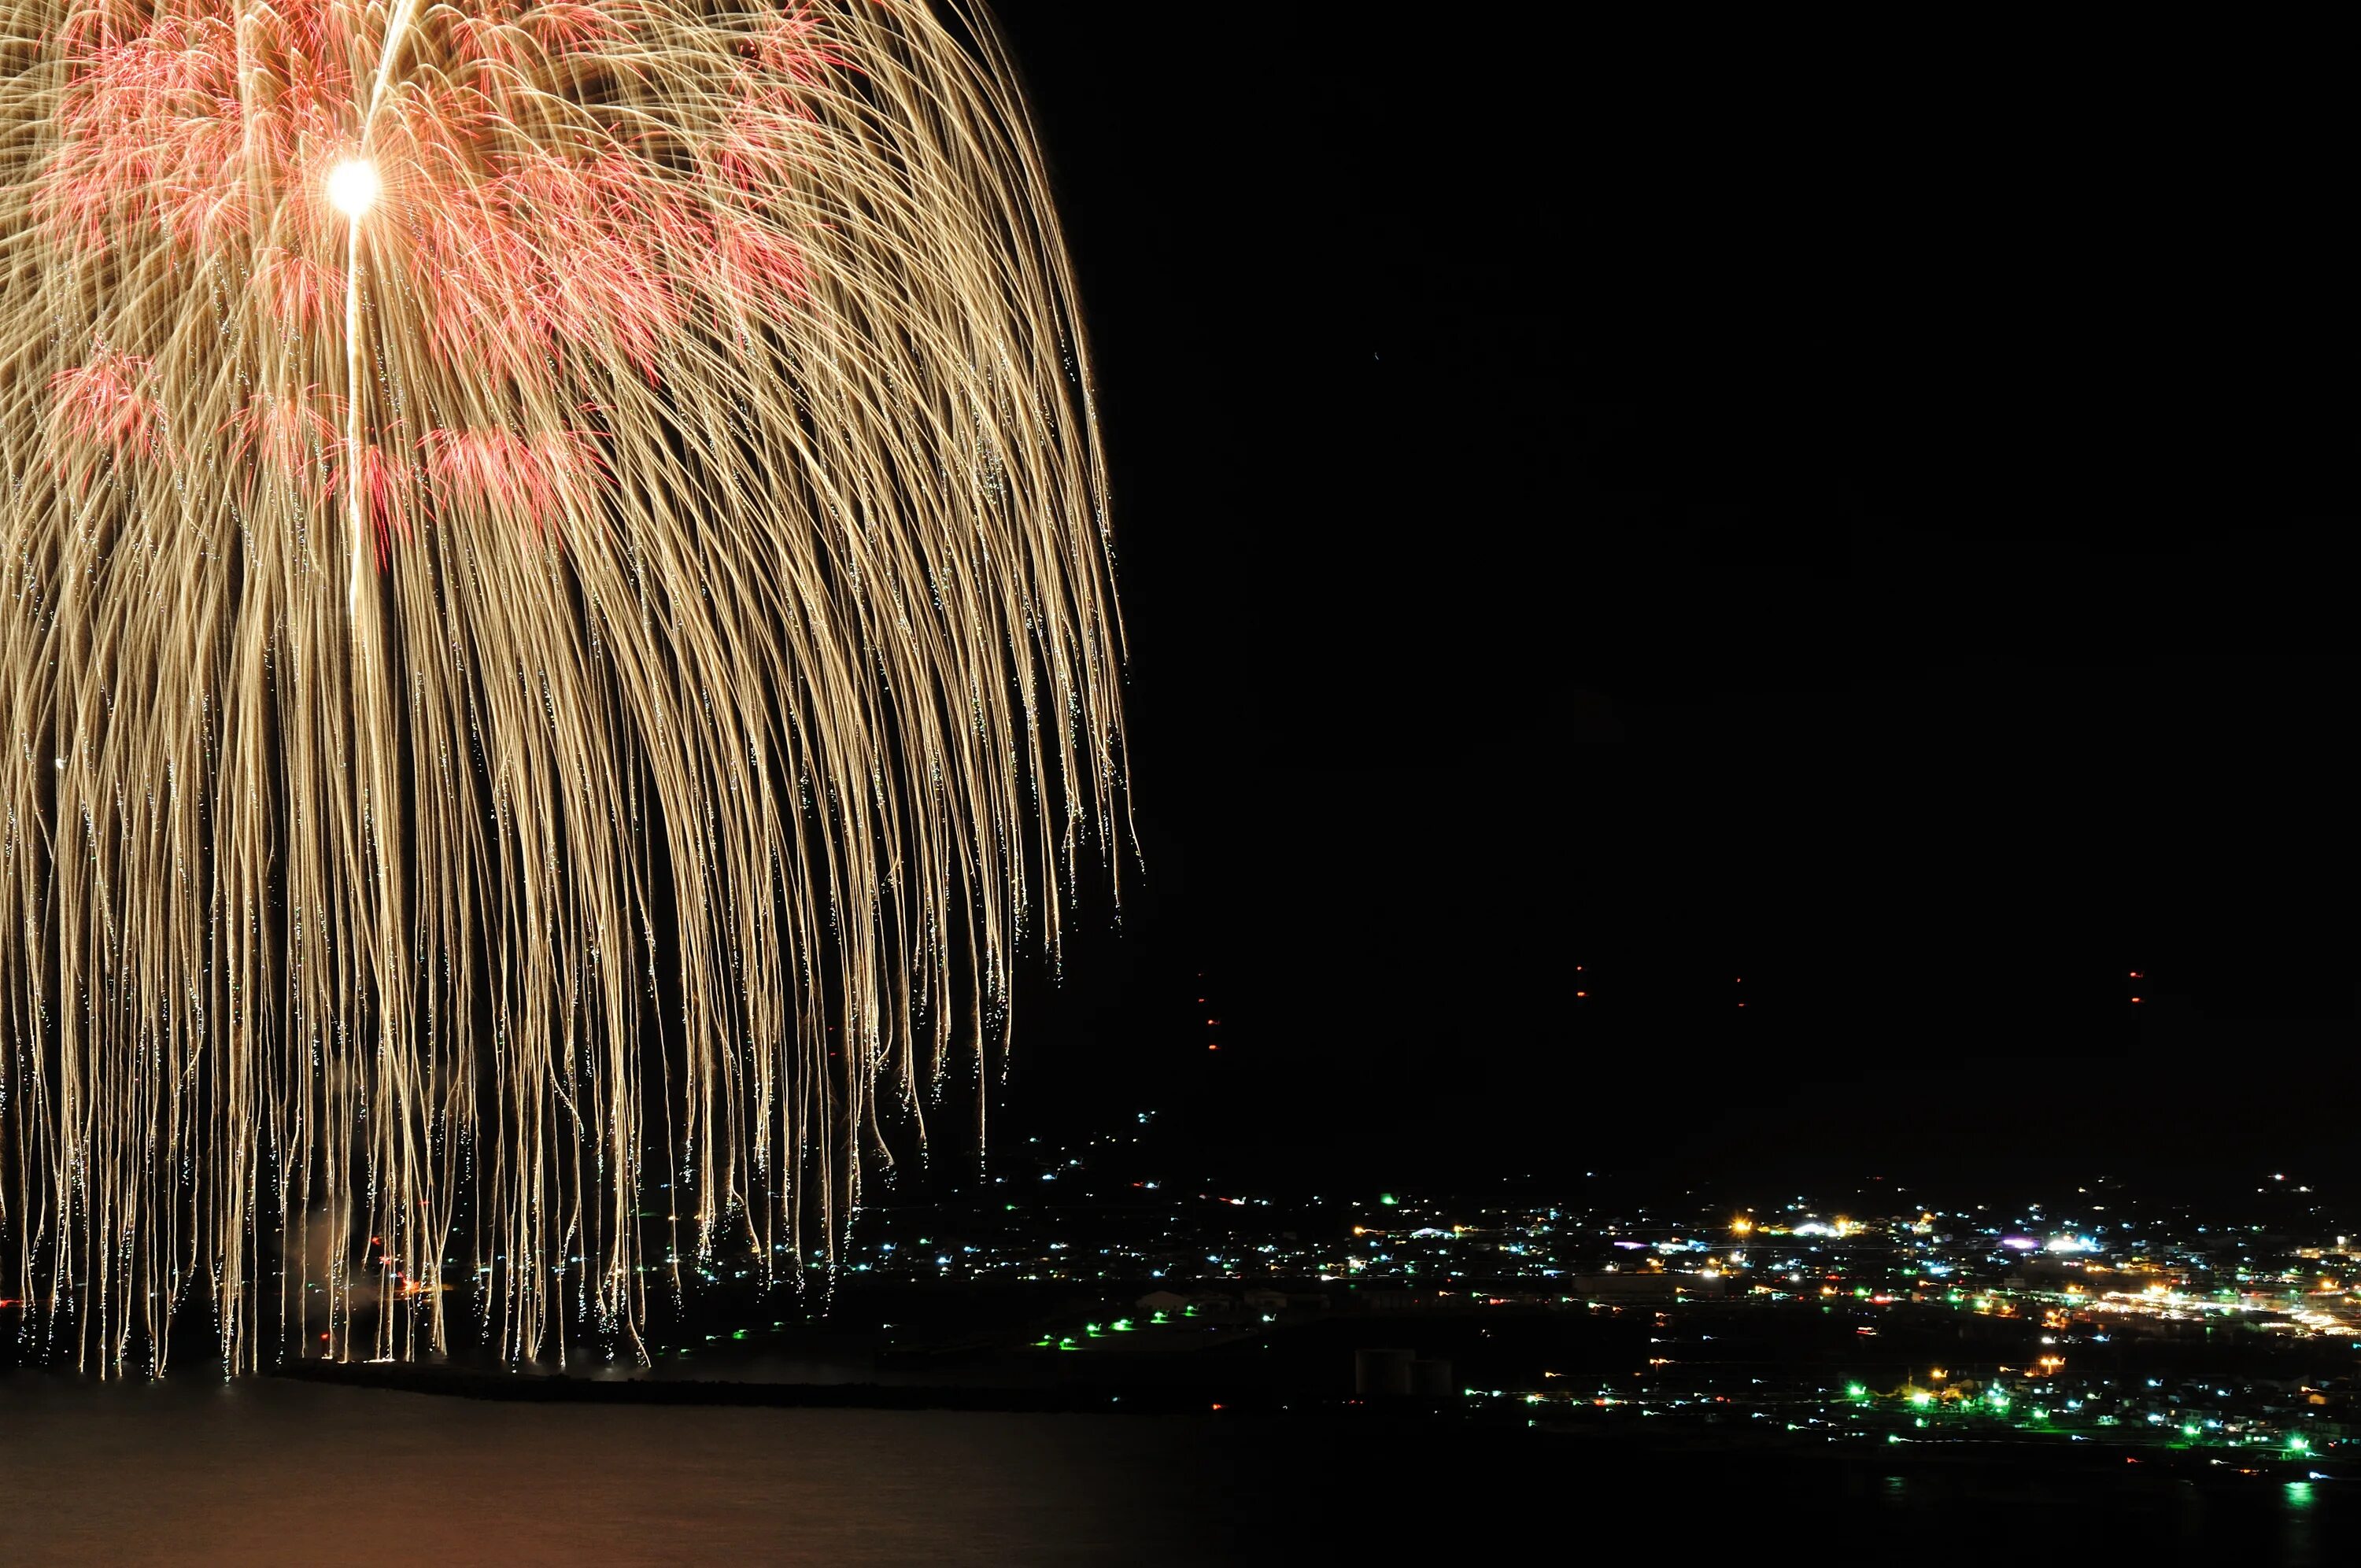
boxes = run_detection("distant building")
[1573,1272,1714,1302]
[1407,1358,1458,1399]
[1355,1348,1413,1398]
[1328,1280,1436,1313]
[1352,1348,1456,1400]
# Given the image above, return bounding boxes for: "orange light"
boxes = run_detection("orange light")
[2130,997,2141,1004]
[1576,990,1587,998]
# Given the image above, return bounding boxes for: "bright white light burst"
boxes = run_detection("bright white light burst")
[325,157,379,218]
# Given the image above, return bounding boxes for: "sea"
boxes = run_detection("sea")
[1,1374,2355,1564]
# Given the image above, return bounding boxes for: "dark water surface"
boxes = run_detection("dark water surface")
[3,1374,2358,1564]
[1,1375,1235,1563]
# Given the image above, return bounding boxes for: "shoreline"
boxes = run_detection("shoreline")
[255,1362,2361,1491]
[268,1356,1223,1413]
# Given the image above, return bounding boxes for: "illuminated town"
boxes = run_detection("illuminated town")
[442,1126,2334,1488]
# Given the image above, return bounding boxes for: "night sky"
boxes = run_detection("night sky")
[977,9,2354,1191]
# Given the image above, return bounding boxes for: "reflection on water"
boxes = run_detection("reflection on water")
[1860,1467,2345,1568]
[0,1375,1234,1564]
[1,1375,2352,1565]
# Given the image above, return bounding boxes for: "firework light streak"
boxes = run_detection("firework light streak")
[0,0,1125,1373]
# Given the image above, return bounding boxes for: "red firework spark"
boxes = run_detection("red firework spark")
[39,0,827,547]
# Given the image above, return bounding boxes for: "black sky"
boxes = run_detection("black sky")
[973,7,2355,1191]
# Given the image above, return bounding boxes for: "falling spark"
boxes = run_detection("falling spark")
[0,0,1125,1375]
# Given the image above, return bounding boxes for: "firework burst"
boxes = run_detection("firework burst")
[0,0,1125,1372]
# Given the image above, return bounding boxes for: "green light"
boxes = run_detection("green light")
[1909,1392,1931,1408]
[1380,1194,1398,1206]
[1112,1318,1132,1332]
[1151,1310,1168,1324]
[2183,1424,2201,1438]
[732,1329,747,1341]
[1914,1417,1927,1428]
[1988,1389,2009,1409]
[1846,1384,1868,1400]
[2292,1436,2311,1452]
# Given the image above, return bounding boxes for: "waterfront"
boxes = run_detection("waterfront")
[0,1375,1227,1563]
[2,1374,2355,1563]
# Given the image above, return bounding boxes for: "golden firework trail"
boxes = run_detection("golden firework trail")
[0,0,1125,1373]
